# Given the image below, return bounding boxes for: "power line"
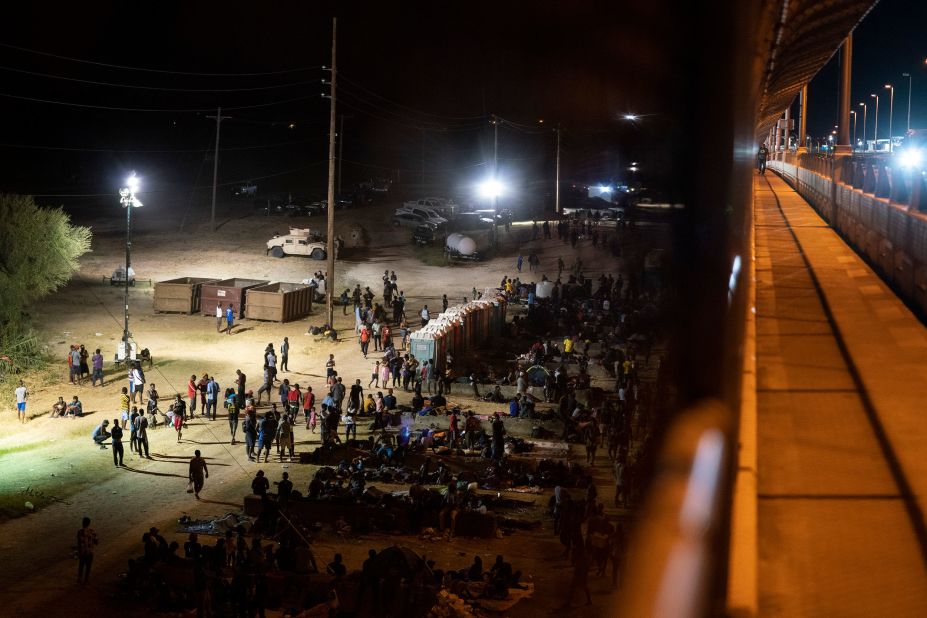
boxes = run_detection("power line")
[0,91,322,113]
[0,41,322,77]
[0,139,320,153]
[0,64,322,92]
[339,73,487,122]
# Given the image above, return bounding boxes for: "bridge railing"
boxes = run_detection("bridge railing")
[769,154,927,315]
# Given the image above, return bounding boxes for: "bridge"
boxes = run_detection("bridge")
[613,1,927,616]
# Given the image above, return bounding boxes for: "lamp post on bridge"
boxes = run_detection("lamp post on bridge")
[859,102,867,151]
[850,110,857,150]
[884,84,894,153]
[903,72,912,134]
[871,94,879,151]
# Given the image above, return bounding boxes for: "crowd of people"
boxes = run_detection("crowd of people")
[38,214,675,616]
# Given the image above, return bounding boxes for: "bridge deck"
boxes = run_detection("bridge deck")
[754,173,927,616]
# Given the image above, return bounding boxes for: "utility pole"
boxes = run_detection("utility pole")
[206,107,232,232]
[555,123,561,214]
[324,18,337,326]
[903,72,912,134]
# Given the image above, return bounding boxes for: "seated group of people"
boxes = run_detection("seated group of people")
[51,396,83,418]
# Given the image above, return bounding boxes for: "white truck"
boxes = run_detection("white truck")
[266,227,327,259]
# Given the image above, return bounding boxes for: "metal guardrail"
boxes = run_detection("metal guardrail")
[769,153,927,317]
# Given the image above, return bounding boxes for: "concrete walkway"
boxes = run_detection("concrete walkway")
[754,173,927,616]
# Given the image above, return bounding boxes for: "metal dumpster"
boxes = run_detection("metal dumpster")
[201,278,269,318]
[154,277,218,314]
[245,282,313,322]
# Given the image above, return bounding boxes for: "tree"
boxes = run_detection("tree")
[0,194,91,372]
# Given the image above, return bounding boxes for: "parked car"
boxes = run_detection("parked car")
[412,224,441,246]
[392,211,437,229]
[394,206,447,226]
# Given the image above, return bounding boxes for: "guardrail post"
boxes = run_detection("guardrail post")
[875,163,892,198]
[888,167,909,205]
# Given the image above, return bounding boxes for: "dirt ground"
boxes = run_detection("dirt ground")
[0,202,633,617]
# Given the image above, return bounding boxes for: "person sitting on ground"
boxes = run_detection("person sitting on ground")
[51,396,67,418]
[92,420,110,449]
[66,395,83,417]
[383,388,397,410]
[327,552,347,578]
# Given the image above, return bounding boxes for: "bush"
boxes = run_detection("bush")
[0,194,91,381]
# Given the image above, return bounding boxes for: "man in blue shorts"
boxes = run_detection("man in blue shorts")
[15,380,27,423]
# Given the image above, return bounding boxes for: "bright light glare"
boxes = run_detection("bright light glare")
[599,185,611,193]
[899,149,924,169]
[126,173,140,193]
[477,179,504,199]
[623,114,639,121]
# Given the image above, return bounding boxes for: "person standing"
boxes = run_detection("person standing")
[227,393,240,445]
[187,374,198,416]
[188,449,209,499]
[359,325,370,358]
[225,303,234,335]
[420,305,430,327]
[110,418,125,466]
[277,415,295,461]
[280,337,290,372]
[197,373,208,413]
[91,349,104,387]
[215,302,223,333]
[79,345,90,381]
[516,254,523,272]
[491,413,505,460]
[135,413,150,458]
[70,346,83,386]
[131,363,145,405]
[15,380,27,424]
[206,375,219,420]
[119,387,130,428]
[442,294,449,312]
[76,517,98,584]
[235,369,246,408]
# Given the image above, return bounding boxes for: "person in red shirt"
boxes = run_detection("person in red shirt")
[359,326,370,358]
[187,375,198,417]
[302,386,316,431]
[287,383,301,417]
[448,410,459,451]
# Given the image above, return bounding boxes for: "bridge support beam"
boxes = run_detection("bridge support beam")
[836,33,854,157]
[797,84,809,154]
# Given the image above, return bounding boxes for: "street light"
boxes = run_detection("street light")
[859,102,868,151]
[477,178,505,199]
[885,84,895,152]
[871,94,880,150]
[118,172,143,363]
[850,110,857,150]
[623,113,639,121]
[903,72,912,134]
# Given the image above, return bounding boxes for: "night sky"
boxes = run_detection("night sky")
[803,0,927,141]
[0,1,679,211]
[0,1,917,211]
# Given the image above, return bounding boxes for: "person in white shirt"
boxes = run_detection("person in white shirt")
[131,365,146,405]
[215,303,223,333]
[420,305,430,327]
[15,380,27,424]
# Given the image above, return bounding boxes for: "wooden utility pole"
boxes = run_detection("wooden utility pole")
[325,18,337,326]
[206,107,231,231]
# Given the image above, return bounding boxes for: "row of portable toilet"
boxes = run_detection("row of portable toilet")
[153,277,313,322]
[408,295,507,371]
